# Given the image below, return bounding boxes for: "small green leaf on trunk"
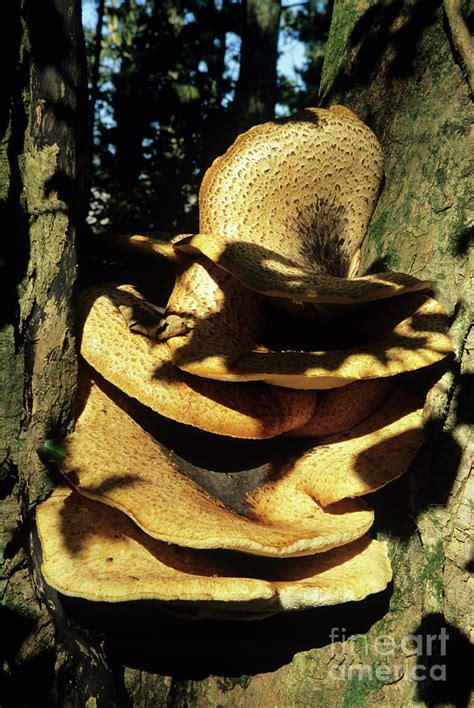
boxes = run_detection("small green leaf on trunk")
[37,439,66,461]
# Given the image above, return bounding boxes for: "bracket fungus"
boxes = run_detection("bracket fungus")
[250,388,425,508]
[36,105,453,620]
[287,378,392,437]
[36,487,392,619]
[78,283,316,438]
[165,262,451,389]
[176,106,431,304]
[56,373,374,557]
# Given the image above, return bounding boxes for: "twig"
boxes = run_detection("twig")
[443,0,474,96]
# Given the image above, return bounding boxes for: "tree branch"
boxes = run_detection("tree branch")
[443,0,474,96]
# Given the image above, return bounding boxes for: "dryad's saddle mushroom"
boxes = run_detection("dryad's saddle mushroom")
[175,106,430,303]
[36,105,453,619]
[37,487,392,619]
[78,284,316,438]
[57,372,375,557]
[165,264,451,389]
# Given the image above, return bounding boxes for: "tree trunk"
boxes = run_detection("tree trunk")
[233,0,281,132]
[0,1,116,705]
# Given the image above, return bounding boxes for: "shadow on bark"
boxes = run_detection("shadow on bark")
[414,613,473,708]
[0,2,30,331]
[59,586,392,680]
[0,606,55,708]
[325,0,440,106]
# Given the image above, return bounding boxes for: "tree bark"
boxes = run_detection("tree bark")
[233,0,281,132]
[0,2,115,705]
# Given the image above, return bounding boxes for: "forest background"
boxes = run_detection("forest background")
[81,0,332,234]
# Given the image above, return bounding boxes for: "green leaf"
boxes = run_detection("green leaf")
[172,82,200,103]
[37,439,67,461]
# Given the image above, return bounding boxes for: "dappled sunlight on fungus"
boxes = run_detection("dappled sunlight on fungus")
[36,105,453,619]
[55,373,374,558]
[165,262,452,389]
[78,283,316,438]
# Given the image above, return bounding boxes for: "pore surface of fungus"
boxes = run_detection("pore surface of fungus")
[79,284,316,437]
[36,487,392,617]
[57,373,374,557]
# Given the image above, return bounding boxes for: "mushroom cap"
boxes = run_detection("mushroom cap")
[176,234,431,304]
[78,284,316,437]
[36,487,392,616]
[251,388,424,508]
[173,105,430,302]
[287,379,392,437]
[165,260,453,389]
[101,233,184,262]
[199,106,383,280]
[58,373,374,557]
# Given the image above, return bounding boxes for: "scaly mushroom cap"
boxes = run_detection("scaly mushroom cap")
[201,105,380,277]
[176,233,431,304]
[58,373,374,557]
[78,284,316,437]
[287,379,392,437]
[36,487,392,616]
[165,260,453,389]
[251,388,425,508]
[100,108,429,303]
[171,105,430,303]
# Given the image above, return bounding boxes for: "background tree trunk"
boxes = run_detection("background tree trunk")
[232,0,281,132]
[1,1,471,706]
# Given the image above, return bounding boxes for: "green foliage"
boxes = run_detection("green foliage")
[37,439,67,461]
[86,0,239,232]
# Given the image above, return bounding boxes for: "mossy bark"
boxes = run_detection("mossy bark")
[0,2,116,705]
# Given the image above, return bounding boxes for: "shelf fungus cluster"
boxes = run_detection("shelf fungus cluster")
[36,106,453,620]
